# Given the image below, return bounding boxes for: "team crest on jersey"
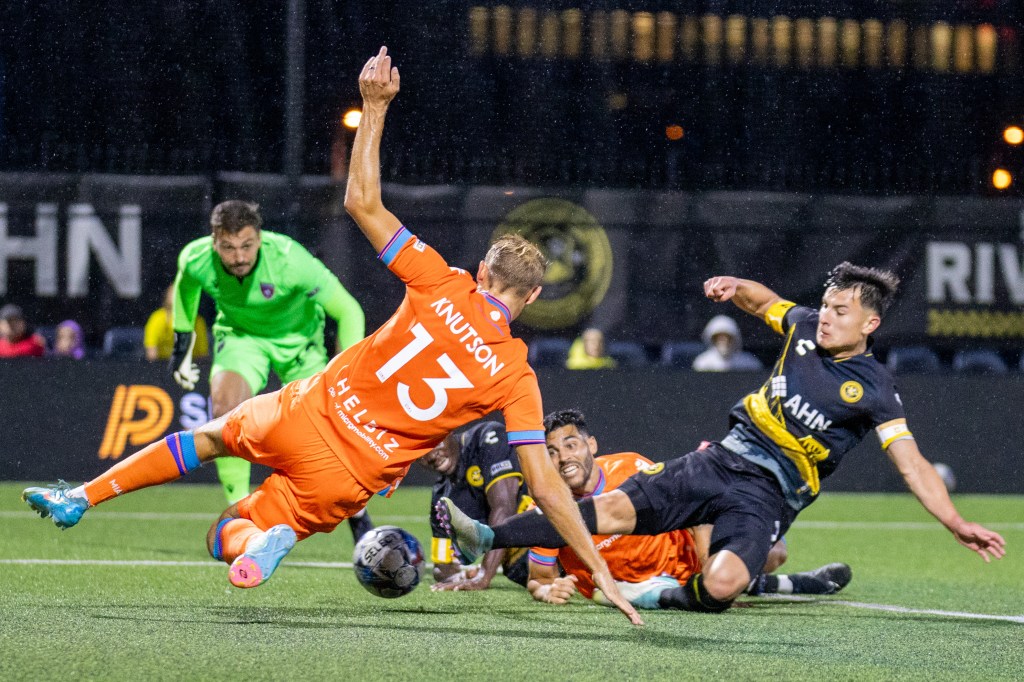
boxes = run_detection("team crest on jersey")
[638,462,665,475]
[466,465,484,488]
[840,381,864,403]
[260,283,275,299]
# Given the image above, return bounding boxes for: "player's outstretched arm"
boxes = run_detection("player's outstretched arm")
[516,443,644,625]
[887,439,1006,562]
[704,276,783,318]
[344,46,404,254]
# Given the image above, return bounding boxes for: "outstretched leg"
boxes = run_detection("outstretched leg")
[24,416,231,529]
[435,490,638,564]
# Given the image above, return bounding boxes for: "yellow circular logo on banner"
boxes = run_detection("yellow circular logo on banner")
[492,198,613,330]
[466,465,484,488]
[840,381,864,403]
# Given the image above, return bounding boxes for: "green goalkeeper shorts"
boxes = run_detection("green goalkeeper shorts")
[210,328,329,394]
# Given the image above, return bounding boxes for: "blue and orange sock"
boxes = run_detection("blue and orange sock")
[84,432,202,506]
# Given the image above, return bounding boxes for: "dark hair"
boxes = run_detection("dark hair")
[210,200,263,235]
[543,408,590,437]
[823,262,900,318]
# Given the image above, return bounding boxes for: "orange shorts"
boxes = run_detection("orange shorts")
[221,383,372,541]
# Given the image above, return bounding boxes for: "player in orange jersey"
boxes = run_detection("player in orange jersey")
[526,409,852,609]
[22,46,641,625]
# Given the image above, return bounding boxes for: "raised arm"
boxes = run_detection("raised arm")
[704,276,783,319]
[516,442,643,625]
[344,46,404,254]
[886,439,1006,562]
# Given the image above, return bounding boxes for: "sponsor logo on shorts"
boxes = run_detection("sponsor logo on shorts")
[840,381,864,403]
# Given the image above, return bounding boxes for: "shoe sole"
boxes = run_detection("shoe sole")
[228,526,297,589]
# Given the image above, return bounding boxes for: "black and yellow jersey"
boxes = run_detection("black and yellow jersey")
[429,421,532,563]
[722,302,913,511]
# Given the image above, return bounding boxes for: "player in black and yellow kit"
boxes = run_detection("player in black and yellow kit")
[437,263,1006,611]
[424,421,533,590]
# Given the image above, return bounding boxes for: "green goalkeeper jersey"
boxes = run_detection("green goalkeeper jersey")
[172,231,364,348]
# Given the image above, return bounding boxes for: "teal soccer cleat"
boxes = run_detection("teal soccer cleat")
[593,575,679,610]
[22,481,90,529]
[433,497,494,564]
[228,524,297,588]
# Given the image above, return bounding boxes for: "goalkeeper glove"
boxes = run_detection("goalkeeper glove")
[169,331,201,390]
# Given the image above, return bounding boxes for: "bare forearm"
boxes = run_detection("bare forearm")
[477,548,505,584]
[731,279,782,318]
[900,456,962,529]
[344,104,388,218]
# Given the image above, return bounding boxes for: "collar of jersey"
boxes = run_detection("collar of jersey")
[577,467,606,498]
[482,292,511,325]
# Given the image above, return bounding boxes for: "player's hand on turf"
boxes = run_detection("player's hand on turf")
[431,567,490,591]
[169,331,200,390]
[704,276,739,303]
[528,575,578,605]
[951,521,1006,562]
[592,568,645,626]
[359,46,400,107]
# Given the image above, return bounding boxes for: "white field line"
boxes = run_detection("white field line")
[2,511,1022,531]
[1,557,1021,625]
[760,595,1024,624]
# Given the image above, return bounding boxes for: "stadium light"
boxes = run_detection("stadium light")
[665,125,685,141]
[992,168,1013,190]
[1004,126,1024,145]
[342,109,362,129]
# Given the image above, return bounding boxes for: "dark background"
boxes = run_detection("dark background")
[1,359,1019,493]
[1,1,1022,194]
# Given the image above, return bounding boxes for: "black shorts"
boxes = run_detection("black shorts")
[617,444,797,578]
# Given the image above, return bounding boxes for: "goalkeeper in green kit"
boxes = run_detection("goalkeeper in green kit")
[170,200,374,539]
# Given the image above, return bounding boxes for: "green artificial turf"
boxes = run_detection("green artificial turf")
[1,483,1021,680]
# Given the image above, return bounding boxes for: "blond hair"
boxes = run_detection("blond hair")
[484,234,547,297]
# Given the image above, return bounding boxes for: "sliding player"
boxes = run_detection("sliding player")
[525,409,851,608]
[438,263,1004,612]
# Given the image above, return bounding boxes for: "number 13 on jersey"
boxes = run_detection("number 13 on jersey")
[375,323,474,421]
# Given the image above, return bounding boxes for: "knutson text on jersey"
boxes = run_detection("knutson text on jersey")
[0,203,141,297]
[428,296,506,377]
[926,239,1024,338]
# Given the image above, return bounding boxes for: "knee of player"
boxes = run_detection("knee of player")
[192,417,232,460]
[702,564,749,602]
[763,539,788,573]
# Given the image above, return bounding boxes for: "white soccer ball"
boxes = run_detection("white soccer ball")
[353,525,424,598]
[933,462,956,493]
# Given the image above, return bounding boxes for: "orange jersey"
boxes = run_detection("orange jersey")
[529,453,700,599]
[296,227,544,492]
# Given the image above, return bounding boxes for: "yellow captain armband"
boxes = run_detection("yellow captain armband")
[763,300,797,335]
[431,537,456,564]
[876,418,914,450]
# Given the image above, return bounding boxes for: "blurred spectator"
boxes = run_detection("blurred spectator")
[0,304,45,358]
[693,315,763,372]
[52,320,86,359]
[144,285,209,362]
[566,328,617,370]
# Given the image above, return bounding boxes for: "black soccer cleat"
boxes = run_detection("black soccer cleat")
[790,562,853,595]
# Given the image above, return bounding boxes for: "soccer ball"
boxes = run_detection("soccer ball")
[353,526,424,598]
[933,462,956,493]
